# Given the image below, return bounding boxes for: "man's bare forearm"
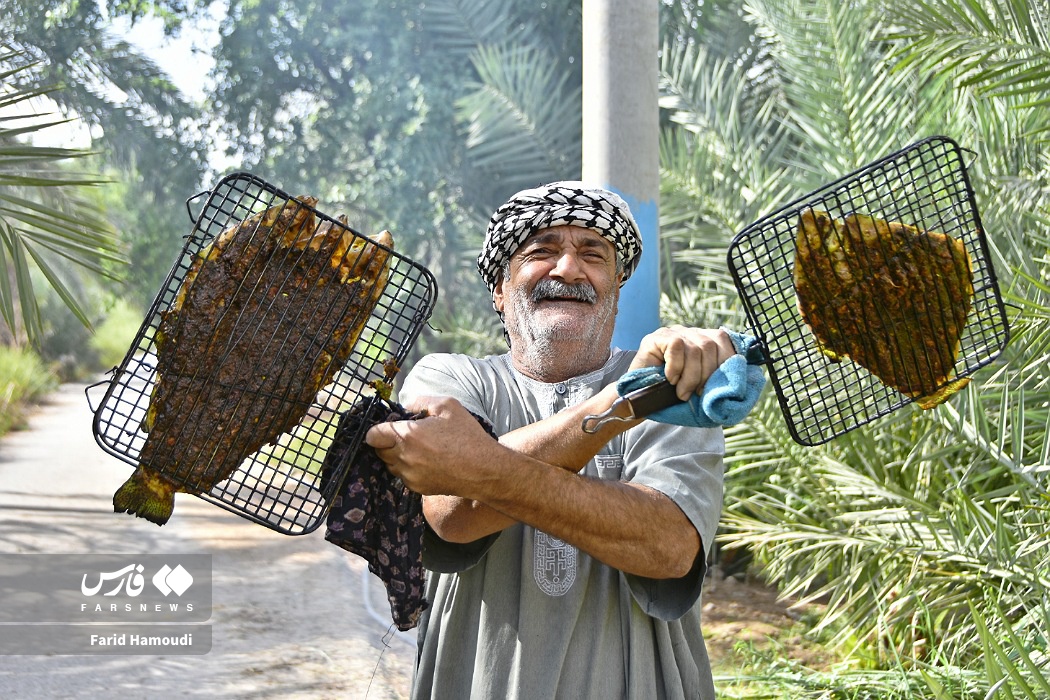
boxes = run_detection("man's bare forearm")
[431,437,700,579]
[424,384,638,543]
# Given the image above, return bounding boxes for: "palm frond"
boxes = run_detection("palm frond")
[0,49,125,344]
[746,0,929,182]
[886,0,1050,107]
[657,36,794,297]
[455,44,581,192]
[969,597,1050,699]
[422,0,527,59]
[724,392,1050,660]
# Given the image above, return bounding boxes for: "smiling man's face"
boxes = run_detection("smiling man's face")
[494,225,622,379]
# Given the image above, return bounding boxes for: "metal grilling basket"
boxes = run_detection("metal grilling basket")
[728,136,1010,446]
[87,173,437,534]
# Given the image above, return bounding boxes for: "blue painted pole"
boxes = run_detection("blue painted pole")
[582,0,661,351]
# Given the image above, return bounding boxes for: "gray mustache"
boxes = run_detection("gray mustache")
[531,279,597,304]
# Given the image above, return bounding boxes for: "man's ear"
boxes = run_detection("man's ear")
[493,275,506,314]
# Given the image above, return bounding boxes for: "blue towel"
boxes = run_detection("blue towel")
[617,328,767,428]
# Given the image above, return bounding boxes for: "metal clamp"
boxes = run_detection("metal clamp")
[581,379,682,434]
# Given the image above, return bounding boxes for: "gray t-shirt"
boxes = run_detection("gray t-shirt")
[399,349,725,700]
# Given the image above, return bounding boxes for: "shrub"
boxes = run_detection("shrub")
[0,346,57,435]
[89,299,143,370]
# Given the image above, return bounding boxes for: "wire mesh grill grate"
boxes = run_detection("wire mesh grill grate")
[88,173,437,534]
[727,136,1010,446]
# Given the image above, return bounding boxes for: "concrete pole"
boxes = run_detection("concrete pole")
[582,0,660,350]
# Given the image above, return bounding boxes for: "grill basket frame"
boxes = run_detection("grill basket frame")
[727,135,1010,446]
[88,172,438,534]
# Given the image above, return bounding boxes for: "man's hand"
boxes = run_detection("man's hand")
[365,396,502,497]
[366,393,701,578]
[630,325,737,401]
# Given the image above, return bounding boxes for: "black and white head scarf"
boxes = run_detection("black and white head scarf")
[477,181,643,300]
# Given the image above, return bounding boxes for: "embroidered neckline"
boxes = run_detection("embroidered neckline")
[499,350,627,393]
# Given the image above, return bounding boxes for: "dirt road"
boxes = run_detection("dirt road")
[0,383,416,699]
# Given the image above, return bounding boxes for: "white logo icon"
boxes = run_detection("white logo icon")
[81,564,145,597]
[81,563,193,597]
[152,564,193,596]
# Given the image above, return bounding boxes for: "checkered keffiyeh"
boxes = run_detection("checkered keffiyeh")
[477,181,643,297]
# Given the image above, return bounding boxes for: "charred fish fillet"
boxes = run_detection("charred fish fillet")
[113,197,393,524]
[793,209,974,408]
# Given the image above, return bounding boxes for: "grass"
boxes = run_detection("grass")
[711,603,989,699]
[0,345,57,436]
[716,657,986,699]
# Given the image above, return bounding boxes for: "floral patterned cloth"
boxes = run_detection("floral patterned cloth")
[322,399,428,631]
[321,398,496,631]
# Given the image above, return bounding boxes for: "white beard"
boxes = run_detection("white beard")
[504,283,618,379]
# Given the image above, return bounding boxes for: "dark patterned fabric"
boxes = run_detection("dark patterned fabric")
[321,399,498,632]
[322,400,427,631]
[477,181,643,299]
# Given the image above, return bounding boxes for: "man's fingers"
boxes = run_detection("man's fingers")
[636,326,738,401]
[677,332,737,399]
[365,396,448,454]
[365,422,398,450]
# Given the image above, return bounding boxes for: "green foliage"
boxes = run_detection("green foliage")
[2,0,208,325]
[722,404,1050,662]
[204,0,584,355]
[93,168,198,309]
[89,297,142,369]
[1,0,210,347]
[0,344,55,435]
[0,48,126,345]
[3,0,207,175]
[659,0,1050,695]
[717,657,988,699]
[886,0,1050,110]
[35,281,99,380]
[6,0,582,358]
[456,43,581,194]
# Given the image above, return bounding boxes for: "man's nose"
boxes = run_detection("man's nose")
[549,251,585,282]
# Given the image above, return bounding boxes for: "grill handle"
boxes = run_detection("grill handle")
[185,190,211,224]
[581,380,682,434]
[84,377,112,414]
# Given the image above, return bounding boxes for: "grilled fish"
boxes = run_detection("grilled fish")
[113,197,393,524]
[793,210,974,408]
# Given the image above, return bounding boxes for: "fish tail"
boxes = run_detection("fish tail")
[113,468,176,526]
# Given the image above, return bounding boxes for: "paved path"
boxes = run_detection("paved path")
[0,383,416,699]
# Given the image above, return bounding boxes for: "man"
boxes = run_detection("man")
[366,182,735,699]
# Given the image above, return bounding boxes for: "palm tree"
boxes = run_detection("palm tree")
[419,0,584,353]
[0,47,124,345]
[3,0,209,312]
[202,0,582,356]
[3,0,205,179]
[658,0,1050,696]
